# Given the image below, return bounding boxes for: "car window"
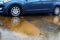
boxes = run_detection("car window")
[28,0,40,2]
[0,0,10,1]
[0,0,3,1]
[57,0,60,1]
[41,0,52,1]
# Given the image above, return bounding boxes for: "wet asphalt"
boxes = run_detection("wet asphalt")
[0,14,60,40]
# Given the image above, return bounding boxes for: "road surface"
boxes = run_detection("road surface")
[0,16,60,40]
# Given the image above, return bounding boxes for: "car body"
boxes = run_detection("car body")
[0,0,60,16]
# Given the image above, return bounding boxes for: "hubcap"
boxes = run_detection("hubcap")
[11,6,20,16]
[55,7,60,15]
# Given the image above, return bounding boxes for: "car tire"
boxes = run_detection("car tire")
[9,5,21,17]
[53,7,60,16]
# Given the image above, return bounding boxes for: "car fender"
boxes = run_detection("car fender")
[53,2,60,9]
[4,1,24,13]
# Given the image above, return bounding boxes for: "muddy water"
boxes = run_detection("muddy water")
[0,16,60,40]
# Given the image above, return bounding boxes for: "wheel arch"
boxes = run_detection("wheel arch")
[52,5,60,13]
[7,3,23,14]
[53,5,60,10]
[53,5,60,15]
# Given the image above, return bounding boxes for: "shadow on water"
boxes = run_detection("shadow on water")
[0,13,51,17]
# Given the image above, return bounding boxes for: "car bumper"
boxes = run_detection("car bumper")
[0,5,5,13]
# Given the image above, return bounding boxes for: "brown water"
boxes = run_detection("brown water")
[0,16,60,40]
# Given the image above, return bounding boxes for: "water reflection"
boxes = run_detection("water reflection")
[0,16,60,40]
[11,17,20,25]
[46,16,60,40]
[53,16,59,23]
[50,16,60,25]
[6,17,43,36]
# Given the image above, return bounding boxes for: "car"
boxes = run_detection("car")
[0,0,60,16]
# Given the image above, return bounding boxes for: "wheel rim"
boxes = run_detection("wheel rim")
[54,7,60,15]
[11,6,20,16]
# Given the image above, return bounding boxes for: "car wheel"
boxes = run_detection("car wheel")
[10,5,21,17]
[54,7,60,16]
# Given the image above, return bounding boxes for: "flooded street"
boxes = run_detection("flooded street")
[0,16,60,40]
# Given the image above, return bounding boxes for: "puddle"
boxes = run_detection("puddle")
[0,16,60,40]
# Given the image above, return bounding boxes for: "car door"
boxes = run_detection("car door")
[40,0,54,11]
[24,0,42,12]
